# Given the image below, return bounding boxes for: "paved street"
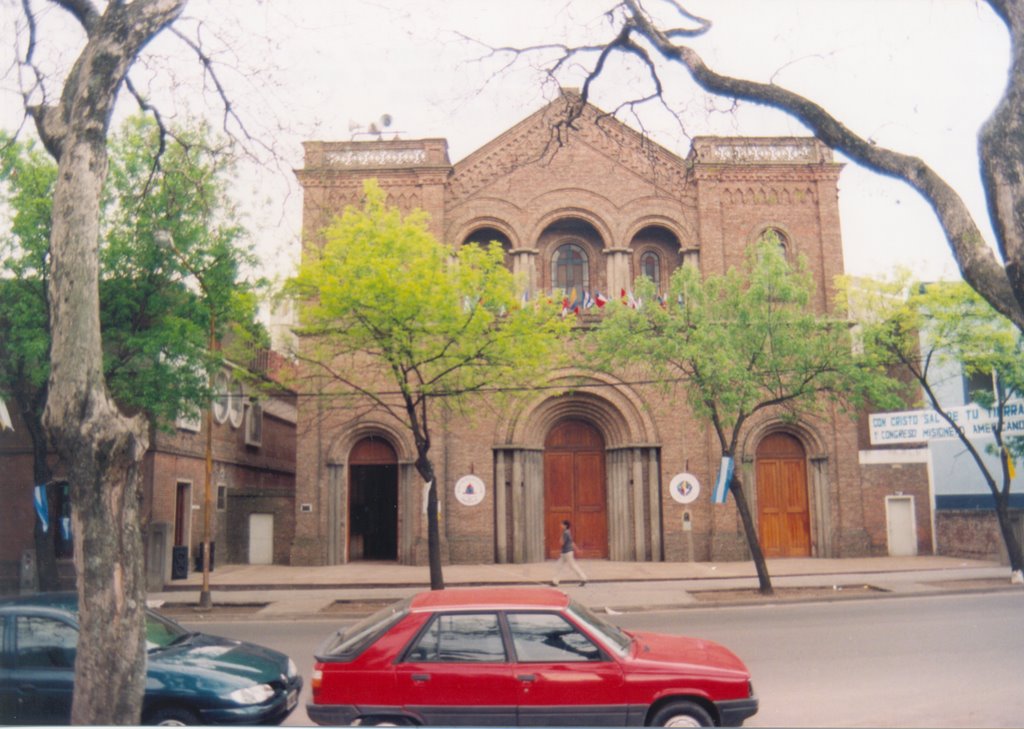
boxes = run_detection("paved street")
[185,590,1024,728]
[617,592,1024,728]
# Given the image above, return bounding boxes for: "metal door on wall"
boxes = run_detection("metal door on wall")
[886,495,918,556]
[248,513,274,565]
[756,432,811,557]
[543,420,608,559]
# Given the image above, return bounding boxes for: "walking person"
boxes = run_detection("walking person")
[552,519,587,587]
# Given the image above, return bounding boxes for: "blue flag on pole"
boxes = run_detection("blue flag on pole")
[33,484,49,532]
[711,457,734,504]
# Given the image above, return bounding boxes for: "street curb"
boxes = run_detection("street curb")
[157,582,1023,622]
[156,565,992,593]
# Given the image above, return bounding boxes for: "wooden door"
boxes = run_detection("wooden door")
[174,482,190,547]
[756,433,811,557]
[543,420,608,559]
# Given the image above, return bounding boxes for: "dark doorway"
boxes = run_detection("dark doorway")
[349,438,398,561]
[174,482,190,547]
[543,419,608,559]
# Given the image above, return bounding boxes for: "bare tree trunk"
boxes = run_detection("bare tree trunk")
[45,116,152,727]
[28,1,186,723]
[415,454,445,590]
[994,493,1024,574]
[993,448,1024,576]
[730,475,773,595]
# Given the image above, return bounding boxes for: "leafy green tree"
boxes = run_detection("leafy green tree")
[850,276,1024,577]
[101,116,267,423]
[0,134,60,588]
[592,238,900,594]
[287,180,571,590]
[0,117,263,589]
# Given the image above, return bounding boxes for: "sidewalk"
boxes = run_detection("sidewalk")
[148,556,1021,619]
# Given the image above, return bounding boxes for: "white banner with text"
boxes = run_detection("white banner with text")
[870,400,1024,445]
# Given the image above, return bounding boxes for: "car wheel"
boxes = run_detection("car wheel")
[649,700,715,727]
[145,706,199,726]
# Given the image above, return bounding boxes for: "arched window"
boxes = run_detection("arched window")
[640,251,661,288]
[552,243,589,292]
[758,227,789,253]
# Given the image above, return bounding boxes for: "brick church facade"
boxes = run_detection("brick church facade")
[290,91,933,567]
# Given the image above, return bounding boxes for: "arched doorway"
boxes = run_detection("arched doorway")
[349,437,398,561]
[756,432,811,557]
[543,420,608,559]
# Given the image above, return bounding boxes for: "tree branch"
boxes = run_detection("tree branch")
[614,0,1022,329]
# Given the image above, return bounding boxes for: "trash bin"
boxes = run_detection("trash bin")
[194,542,215,572]
[171,546,189,580]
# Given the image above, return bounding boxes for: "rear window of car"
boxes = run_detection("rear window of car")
[15,615,77,669]
[403,612,507,663]
[317,597,412,661]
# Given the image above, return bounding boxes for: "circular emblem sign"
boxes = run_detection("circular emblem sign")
[669,473,700,504]
[454,475,486,507]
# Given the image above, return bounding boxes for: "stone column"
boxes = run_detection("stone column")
[648,448,662,560]
[512,452,525,563]
[810,456,832,558]
[604,247,632,298]
[632,449,645,559]
[495,450,508,563]
[510,249,539,299]
[523,450,545,562]
[607,449,631,560]
[327,464,343,565]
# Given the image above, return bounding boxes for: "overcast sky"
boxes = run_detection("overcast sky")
[0,0,1010,287]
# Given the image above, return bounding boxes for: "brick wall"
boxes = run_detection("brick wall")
[290,92,931,567]
[937,509,1023,563]
[858,461,933,555]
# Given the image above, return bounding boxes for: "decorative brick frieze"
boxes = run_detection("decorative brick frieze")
[691,136,832,165]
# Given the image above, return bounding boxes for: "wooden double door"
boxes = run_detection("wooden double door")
[543,420,608,559]
[755,432,811,557]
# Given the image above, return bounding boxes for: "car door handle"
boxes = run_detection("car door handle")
[517,674,536,683]
[18,684,38,693]
[411,673,431,682]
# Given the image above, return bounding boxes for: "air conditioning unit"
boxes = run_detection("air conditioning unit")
[245,401,263,447]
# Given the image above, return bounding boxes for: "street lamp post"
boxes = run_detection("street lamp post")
[156,231,214,610]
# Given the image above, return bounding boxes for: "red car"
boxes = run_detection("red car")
[308,587,757,727]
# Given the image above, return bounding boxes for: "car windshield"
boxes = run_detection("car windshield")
[145,610,191,651]
[318,597,412,660]
[566,599,632,657]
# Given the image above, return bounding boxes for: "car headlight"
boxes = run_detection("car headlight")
[228,683,275,705]
[287,658,298,678]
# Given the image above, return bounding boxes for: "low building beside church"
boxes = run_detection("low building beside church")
[289,91,933,567]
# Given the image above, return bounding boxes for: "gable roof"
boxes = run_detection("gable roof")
[449,89,691,201]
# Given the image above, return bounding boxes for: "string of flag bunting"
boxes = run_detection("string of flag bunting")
[517,288,680,317]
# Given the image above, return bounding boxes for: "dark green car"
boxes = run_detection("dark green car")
[0,593,302,725]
